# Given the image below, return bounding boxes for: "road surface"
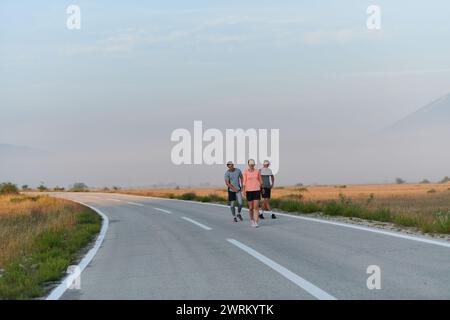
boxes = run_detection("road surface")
[50,193,450,300]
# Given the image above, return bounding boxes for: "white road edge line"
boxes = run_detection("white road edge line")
[153,207,172,214]
[227,239,337,300]
[126,201,145,207]
[181,217,212,231]
[46,201,109,300]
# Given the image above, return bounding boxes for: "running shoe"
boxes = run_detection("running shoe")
[233,217,238,223]
[271,213,277,219]
[237,214,243,221]
[259,214,265,219]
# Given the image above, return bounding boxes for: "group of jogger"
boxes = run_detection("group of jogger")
[224,159,276,228]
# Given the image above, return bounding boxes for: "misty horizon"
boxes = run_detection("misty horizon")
[1,1,450,188]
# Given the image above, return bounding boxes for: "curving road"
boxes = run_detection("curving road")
[49,192,450,300]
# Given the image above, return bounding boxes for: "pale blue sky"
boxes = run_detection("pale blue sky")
[1,1,450,187]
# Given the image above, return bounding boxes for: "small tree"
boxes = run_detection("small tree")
[21,184,30,191]
[440,176,450,184]
[420,179,430,184]
[0,182,19,195]
[395,178,406,185]
[37,184,48,192]
[71,182,88,192]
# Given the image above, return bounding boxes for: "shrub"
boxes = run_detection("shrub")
[0,182,19,195]
[440,176,450,184]
[70,182,88,192]
[37,184,48,192]
[207,194,226,202]
[432,211,450,233]
[396,178,406,184]
[179,192,196,200]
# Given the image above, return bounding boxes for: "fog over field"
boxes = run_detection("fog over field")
[1,1,450,187]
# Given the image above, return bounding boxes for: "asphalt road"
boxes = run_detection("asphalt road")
[51,193,450,300]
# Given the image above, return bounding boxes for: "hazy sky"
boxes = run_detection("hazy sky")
[1,1,450,187]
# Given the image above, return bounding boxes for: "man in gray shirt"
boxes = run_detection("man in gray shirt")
[224,161,243,222]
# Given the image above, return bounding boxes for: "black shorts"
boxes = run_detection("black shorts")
[246,191,261,201]
[228,190,237,201]
[261,187,271,199]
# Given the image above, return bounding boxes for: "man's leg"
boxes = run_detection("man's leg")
[259,189,266,219]
[230,200,236,216]
[229,191,238,222]
[265,189,276,219]
[236,191,243,221]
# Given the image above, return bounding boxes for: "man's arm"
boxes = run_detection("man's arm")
[225,178,237,192]
[270,175,275,188]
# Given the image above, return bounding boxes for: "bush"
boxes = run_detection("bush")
[70,182,88,192]
[37,184,48,192]
[0,182,19,195]
[10,195,41,203]
[395,178,406,184]
[440,176,450,184]
[207,194,226,202]
[432,211,450,233]
[179,192,196,200]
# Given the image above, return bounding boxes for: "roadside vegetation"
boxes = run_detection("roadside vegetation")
[115,182,450,235]
[0,186,101,300]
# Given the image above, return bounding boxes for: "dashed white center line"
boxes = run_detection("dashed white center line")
[106,198,122,202]
[227,239,337,300]
[126,201,145,207]
[153,207,172,214]
[181,217,212,231]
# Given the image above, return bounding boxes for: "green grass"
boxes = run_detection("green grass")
[0,207,101,300]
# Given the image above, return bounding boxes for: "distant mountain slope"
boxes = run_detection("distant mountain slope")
[383,93,450,134]
[0,143,38,157]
